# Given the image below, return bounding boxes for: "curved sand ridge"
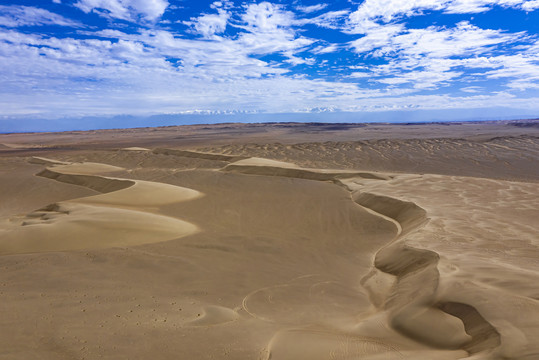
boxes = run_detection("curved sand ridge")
[153,148,248,162]
[354,193,499,353]
[223,157,390,181]
[214,154,504,359]
[0,157,202,255]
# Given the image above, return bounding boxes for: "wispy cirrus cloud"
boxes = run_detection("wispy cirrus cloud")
[0,5,80,27]
[347,0,539,33]
[304,10,350,30]
[296,4,329,14]
[74,0,169,22]
[351,21,522,58]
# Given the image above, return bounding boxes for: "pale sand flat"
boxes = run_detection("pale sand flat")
[47,162,126,175]
[121,147,150,151]
[29,156,70,166]
[230,157,302,168]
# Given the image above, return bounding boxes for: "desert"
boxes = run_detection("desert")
[0,120,538,359]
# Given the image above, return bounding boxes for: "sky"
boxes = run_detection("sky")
[1,0,539,131]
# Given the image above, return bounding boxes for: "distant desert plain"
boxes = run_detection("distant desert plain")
[0,120,538,360]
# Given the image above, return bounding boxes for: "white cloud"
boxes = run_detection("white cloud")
[348,71,370,78]
[70,2,314,80]
[306,10,350,29]
[210,1,234,10]
[461,86,483,93]
[522,0,539,11]
[348,22,404,53]
[226,3,313,60]
[506,79,539,90]
[378,69,463,89]
[347,0,446,33]
[351,21,521,58]
[481,53,539,90]
[445,0,539,13]
[74,0,169,22]
[311,43,340,54]
[1,0,538,121]
[344,0,537,95]
[0,27,412,118]
[240,2,296,33]
[296,4,329,13]
[0,5,80,27]
[187,9,229,38]
[347,0,539,33]
[444,0,501,14]
[349,21,528,91]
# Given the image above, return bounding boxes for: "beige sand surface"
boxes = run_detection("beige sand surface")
[0,121,538,359]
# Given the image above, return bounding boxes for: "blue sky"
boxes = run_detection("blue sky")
[1,0,539,131]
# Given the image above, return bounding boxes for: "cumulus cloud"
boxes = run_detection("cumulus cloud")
[187,10,229,38]
[521,0,539,11]
[74,0,169,22]
[240,2,296,33]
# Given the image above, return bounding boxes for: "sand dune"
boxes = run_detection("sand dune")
[153,147,247,162]
[198,134,539,181]
[0,122,538,359]
[0,157,201,255]
[212,157,500,357]
[121,147,150,151]
[223,156,389,181]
